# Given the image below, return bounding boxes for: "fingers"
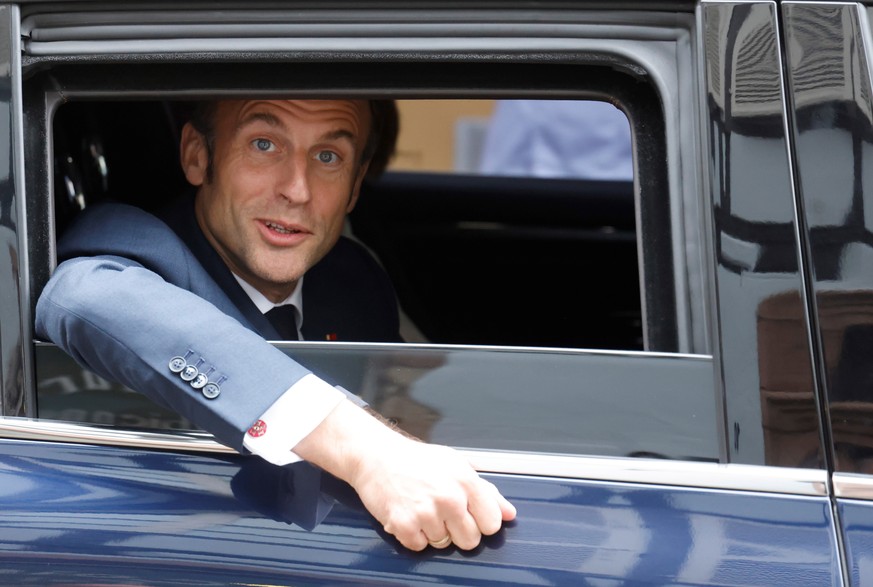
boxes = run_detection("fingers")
[421,518,452,550]
[348,436,516,552]
[384,512,433,551]
[466,479,506,537]
[444,506,482,550]
[384,492,471,551]
[450,478,517,548]
[499,492,518,521]
[437,466,513,548]
[385,480,513,551]
[476,478,518,522]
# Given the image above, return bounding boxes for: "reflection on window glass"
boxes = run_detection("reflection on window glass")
[389,99,632,180]
[35,343,718,463]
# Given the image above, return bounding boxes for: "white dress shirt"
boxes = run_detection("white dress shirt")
[233,273,305,339]
[234,274,350,466]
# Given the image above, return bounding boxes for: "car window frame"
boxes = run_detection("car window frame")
[1,5,738,476]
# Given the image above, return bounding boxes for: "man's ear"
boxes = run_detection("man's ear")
[180,122,208,186]
[346,161,371,213]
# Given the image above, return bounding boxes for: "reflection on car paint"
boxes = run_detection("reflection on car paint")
[0,440,840,585]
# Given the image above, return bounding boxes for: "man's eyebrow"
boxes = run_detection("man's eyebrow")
[236,111,284,131]
[320,129,356,143]
[235,115,357,144]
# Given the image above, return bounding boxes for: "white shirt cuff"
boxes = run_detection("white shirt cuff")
[242,374,346,466]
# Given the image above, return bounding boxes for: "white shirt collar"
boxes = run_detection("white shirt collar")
[232,273,305,336]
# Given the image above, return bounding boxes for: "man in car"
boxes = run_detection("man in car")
[36,98,516,552]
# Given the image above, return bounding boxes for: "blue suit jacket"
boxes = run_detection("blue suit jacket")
[35,196,400,451]
[156,193,401,343]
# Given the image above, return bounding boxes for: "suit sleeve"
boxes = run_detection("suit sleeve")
[34,206,315,452]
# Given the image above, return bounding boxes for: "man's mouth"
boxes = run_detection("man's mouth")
[264,221,303,235]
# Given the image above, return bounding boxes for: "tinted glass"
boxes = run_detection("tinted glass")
[37,343,718,461]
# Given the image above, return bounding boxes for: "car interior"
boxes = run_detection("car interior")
[19,54,679,353]
[49,97,643,351]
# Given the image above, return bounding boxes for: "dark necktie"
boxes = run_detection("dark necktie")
[265,305,299,340]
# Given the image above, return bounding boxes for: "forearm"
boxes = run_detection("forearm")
[294,399,402,484]
[363,406,421,441]
[36,256,310,450]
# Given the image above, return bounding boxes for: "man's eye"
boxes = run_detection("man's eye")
[252,138,275,152]
[317,151,339,164]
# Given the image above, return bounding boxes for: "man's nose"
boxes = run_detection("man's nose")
[277,157,312,204]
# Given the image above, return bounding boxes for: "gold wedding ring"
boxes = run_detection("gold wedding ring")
[428,534,452,548]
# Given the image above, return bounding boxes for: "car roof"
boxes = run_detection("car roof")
[17,0,699,8]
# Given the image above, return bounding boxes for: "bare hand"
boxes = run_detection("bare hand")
[350,438,516,551]
[293,400,516,551]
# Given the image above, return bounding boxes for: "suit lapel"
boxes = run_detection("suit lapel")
[157,193,281,340]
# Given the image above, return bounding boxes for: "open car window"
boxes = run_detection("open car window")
[19,9,720,464]
[35,92,716,462]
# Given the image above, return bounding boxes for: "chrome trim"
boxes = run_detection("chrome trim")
[465,449,828,496]
[834,473,873,500]
[269,341,711,361]
[34,339,712,361]
[0,416,232,452]
[0,416,827,496]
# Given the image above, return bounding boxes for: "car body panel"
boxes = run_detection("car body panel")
[0,439,841,586]
[836,498,873,587]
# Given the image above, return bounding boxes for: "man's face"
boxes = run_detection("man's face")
[181,99,371,302]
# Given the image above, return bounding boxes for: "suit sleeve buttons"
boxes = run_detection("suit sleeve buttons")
[202,382,221,399]
[169,350,195,373]
[169,356,187,373]
[191,372,209,389]
[180,365,199,381]
[168,351,223,399]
